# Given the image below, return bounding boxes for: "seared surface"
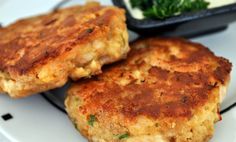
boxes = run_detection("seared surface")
[0,2,129,98]
[66,38,232,142]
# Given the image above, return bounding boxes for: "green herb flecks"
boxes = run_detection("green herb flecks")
[86,28,94,33]
[130,0,209,19]
[118,133,129,140]
[88,115,96,126]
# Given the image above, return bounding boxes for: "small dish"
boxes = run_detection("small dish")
[112,0,236,37]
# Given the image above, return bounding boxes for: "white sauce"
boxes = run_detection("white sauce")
[124,0,236,19]
[124,0,144,19]
[208,0,236,8]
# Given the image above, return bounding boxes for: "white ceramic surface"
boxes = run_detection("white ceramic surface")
[0,0,236,142]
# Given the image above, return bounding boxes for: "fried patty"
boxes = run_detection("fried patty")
[65,38,232,142]
[0,2,129,98]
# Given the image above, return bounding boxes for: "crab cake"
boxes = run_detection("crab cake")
[66,38,232,142]
[0,2,129,98]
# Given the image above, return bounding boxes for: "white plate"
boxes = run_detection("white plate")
[0,0,236,142]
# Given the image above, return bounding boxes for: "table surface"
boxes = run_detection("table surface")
[0,0,236,142]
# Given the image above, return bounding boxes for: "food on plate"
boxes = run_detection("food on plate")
[65,38,232,142]
[0,2,129,98]
[127,0,209,19]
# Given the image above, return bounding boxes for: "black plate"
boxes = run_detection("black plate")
[112,0,236,37]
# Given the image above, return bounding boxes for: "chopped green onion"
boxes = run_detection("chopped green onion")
[118,133,129,140]
[88,114,96,126]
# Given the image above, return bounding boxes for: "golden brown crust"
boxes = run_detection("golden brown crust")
[0,2,129,97]
[66,38,232,142]
[68,37,231,120]
[0,2,124,75]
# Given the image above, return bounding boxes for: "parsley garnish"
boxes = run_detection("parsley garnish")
[88,115,96,126]
[118,133,129,140]
[130,0,209,19]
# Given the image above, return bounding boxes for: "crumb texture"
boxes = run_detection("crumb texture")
[66,38,232,142]
[0,2,129,98]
